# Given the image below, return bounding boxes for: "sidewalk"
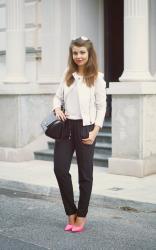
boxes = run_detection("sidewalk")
[0,160,156,205]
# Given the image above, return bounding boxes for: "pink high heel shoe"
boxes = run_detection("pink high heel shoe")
[72,218,86,233]
[72,224,84,233]
[64,224,73,231]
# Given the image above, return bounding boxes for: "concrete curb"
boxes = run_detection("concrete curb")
[0,178,156,213]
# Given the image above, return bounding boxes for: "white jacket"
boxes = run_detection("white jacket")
[53,72,106,127]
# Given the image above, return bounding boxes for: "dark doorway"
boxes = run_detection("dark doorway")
[104,0,124,117]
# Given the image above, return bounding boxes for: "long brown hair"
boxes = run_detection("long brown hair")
[64,37,98,87]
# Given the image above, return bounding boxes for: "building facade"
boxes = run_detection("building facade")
[0,0,156,177]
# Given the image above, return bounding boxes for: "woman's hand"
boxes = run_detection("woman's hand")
[82,125,100,145]
[54,107,67,121]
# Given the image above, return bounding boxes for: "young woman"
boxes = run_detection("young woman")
[53,36,106,233]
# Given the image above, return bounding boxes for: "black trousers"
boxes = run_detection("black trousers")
[54,119,95,217]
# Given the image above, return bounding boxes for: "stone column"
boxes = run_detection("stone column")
[4,0,28,83]
[120,0,154,81]
[38,0,61,84]
[70,0,77,39]
[0,0,57,162]
[107,0,156,177]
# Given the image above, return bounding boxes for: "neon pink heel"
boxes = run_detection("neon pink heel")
[64,224,73,231]
[72,217,86,232]
[72,225,84,233]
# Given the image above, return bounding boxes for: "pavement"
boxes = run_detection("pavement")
[1,187,156,250]
[0,160,156,205]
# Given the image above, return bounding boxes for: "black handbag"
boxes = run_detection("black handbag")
[41,90,68,140]
[41,112,66,139]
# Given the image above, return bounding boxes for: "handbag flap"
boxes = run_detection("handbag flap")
[41,112,56,132]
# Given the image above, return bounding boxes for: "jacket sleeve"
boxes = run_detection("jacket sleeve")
[52,72,66,111]
[94,75,106,128]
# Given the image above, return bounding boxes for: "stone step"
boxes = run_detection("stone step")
[47,132,112,146]
[34,149,110,167]
[34,149,52,162]
[48,141,112,155]
[34,117,112,167]
[101,121,112,133]
[96,132,112,143]
[95,141,112,155]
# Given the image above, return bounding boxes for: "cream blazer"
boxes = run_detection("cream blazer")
[53,71,106,127]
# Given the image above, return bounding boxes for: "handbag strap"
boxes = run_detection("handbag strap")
[61,88,65,112]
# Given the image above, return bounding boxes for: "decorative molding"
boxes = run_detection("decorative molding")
[0,50,5,55]
[0,24,41,32]
[0,47,41,56]
[4,0,28,83]
[70,0,77,39]
[26,47,41,53]
[0,28,5,32]
[25,0,37,3]
[0,3,5,8]
[0,84,58,95]
[25,23,41,29]
[125,0,148,17]
[121,0,151,81]
[107,82,156,95]
[6,0,24,30]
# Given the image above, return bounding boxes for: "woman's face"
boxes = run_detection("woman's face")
[72,46,89,68]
